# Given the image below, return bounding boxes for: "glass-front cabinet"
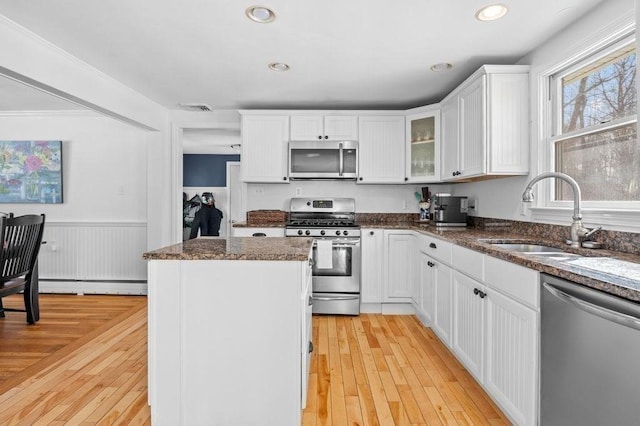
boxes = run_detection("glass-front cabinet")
[406,107,440,182]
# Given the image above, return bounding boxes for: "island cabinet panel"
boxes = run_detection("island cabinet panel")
[147,258,310,426]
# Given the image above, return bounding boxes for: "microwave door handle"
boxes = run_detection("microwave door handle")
[339,142,343,176]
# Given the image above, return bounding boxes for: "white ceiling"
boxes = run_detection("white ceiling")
[0,0,605,112]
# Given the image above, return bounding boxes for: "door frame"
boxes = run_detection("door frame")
[225,161,246,237]
[171,121,241,243]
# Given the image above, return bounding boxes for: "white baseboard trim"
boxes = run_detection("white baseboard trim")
[39,280,148,295]
[360,302,416,315]
[360,303,382,313]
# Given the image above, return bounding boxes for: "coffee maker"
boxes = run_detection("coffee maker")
[432,195,468,227]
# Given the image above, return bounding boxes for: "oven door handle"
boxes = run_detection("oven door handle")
[313,295,360,301]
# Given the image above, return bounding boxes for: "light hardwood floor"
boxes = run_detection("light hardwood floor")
[304,315,510,426]
[0,294,509,425]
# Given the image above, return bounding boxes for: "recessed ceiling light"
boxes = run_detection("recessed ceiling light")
[245,6,276,23]
[430,63,454,72]
[268,62,290,72]
[475,4,508,21]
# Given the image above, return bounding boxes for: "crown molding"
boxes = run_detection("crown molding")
[0,110,98,118]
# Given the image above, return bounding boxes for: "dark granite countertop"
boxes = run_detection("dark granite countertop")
[143,236,313,261]
[360,220,640,303]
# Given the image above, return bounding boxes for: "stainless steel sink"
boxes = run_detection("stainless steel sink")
[490,243,565,253]
[481,240,582,260]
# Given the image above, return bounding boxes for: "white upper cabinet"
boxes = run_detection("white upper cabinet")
[405,106,441,183]
[358,115,405,184]
[441,96,459,182]
[441,65,530,181]
[240,114,290,183]
[290,115,358,141]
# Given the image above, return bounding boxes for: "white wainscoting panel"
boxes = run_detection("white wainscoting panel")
[38,222,147,294]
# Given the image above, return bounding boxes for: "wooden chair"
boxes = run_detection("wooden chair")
[0,214,45,324]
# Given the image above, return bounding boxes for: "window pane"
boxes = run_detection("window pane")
[562,45,636,133]
[554,124,639,201]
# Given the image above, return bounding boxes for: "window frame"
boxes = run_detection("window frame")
[531,20,639,232]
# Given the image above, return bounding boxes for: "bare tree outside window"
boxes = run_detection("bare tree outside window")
[554,43,639,202]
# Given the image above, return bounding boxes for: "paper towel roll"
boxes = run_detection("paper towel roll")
[315,240,334,269]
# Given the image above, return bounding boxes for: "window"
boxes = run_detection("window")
[549,36,638,205]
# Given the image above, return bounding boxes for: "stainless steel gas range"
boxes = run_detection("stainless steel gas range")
[286,198,361,315]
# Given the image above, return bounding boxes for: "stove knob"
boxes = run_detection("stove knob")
[343,230,349,236]
[320,230,326,236]
[297,230,303,236]
[336,230,341,236]
[305,230,311,236]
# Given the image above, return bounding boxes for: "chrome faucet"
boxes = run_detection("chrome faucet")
[521,172,591,248]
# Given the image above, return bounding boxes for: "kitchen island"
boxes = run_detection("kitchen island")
[143,237,313,426]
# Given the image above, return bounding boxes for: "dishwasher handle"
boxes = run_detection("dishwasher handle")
[543,281,640,331]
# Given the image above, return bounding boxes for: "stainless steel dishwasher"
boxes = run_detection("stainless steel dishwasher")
[541,273,640,425]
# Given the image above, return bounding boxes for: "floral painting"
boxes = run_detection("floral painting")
[0,141,63,203]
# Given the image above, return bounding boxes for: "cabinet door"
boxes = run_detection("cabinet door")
[360,228,384,304]
[406,110,440,183]
[358,116,405,184]
[290,116,323,140]
[433,261,452,346]
[452,271,485,380]
[324,116,358,140]
[486,73,529,175]
[440,96,459,181]
[383,231,414,301]
[290,115,357,141]
[485,287,538,426]
[301,260,313,409]
[459,75,486,178]
[241,115,290,183]
[418,253,435,324]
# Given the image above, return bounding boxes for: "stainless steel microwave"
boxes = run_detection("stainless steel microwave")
[288,140,358,180]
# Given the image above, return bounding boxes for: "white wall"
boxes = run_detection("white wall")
[246,181,452,213]
[0,112,148,221]
[450,0,636,223]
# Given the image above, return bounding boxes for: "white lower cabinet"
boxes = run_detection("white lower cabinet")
[451,263,538,426]
[383,230,415,301]
[432,260,453,346]
[360,228,384,305]
[452,271,486,380]
[484,285,537,426]
[417,252,452,332]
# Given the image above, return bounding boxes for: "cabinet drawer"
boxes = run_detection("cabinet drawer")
[452,245,483,281]
[484,255,539,309]
[232,227,285,237]
[418,235,452,264]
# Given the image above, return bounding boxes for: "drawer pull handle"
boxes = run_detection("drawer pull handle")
[427,261,435,268]
[308,296,313,306]
[309,341,314,353]
[473,288,479,295]
[429,242,437,249]
[479,291,487,299]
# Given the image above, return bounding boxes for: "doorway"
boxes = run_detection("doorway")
[178,123,246,241]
